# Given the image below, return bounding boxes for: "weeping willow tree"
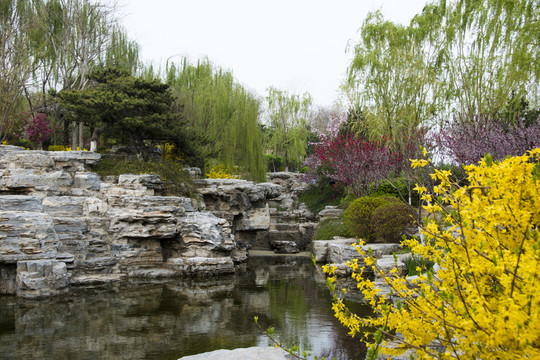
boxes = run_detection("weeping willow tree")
[345,9,442,162]
[346,0,540,151]
[165,58,266,182]
[103,25,141,75]
[264,86,312,171]
[0,0,35,142]
[437,0,540,119]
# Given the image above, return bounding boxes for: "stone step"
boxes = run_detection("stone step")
[270,215,301,224]
[128,268,179,278]
[269,223,299,232]
[166,257,235,276]
[71,273,126,285]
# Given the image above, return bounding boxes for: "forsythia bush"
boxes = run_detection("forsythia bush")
[326,149,540,359]
[206,165,240,179]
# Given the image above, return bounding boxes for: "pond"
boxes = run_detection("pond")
[0,255,369,360]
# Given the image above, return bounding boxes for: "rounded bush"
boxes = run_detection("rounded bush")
[343,196,400,242]
[371,201,416,243]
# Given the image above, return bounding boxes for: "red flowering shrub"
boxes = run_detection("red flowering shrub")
[24,113,53,148]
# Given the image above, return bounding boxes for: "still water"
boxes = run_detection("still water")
[0,256,368,360]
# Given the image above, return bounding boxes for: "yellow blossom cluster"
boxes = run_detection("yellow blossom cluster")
[206,164,241,179]
[325,148,540,359]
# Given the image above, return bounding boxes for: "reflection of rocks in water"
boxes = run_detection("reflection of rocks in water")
[254,266,270,286]
[0,257,366,360]
[165,277,236,303]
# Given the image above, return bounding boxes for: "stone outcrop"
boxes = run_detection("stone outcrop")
[194,173,317,255]
[0,146,283,298]
[312,238,408,279]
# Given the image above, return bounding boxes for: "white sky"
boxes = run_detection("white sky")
[115,0,429,108]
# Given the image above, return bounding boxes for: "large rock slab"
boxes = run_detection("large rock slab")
[0,169,73,195]
[43,196,86,216]
[0,150,54,169]
[179,212,235,255]
[313,239,402,265]
[0,195,43,212]
[318,206,343,220]
[178,346,291,360]
[194,179,282,212]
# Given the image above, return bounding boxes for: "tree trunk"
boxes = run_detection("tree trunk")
[90,124,106,152]
[71,121,77,150]
[78,121,84,150]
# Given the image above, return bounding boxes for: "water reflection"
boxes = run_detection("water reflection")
[0,256,368,360]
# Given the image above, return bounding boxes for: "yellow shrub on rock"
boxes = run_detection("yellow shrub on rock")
[326,148,540,359]
[206,165,240,179]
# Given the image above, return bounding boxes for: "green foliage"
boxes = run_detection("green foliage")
[264,86,312,171]
[314,218,352,240]
[166,58,266,182]
[371,177,420,207]
[265,153,285,172]
[339,193,356,210]
[299,181,344,214]
[55,66,176,157]
[404,254,435,277]
[93,156,196,198]
[346,0,539,139]
[370,201,416,243]
[343,196,400,242]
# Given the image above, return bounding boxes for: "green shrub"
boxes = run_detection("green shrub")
[93,156,197,198]
[343,196,400,242]
[371,201,416,243]
[265,154,285,172]
[339,193,356,209]
[314,218,352,240]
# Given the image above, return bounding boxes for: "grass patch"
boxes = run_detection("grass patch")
[404,255,435,276]
[299,182,344,214]
[314,218,353,240]
[93,156,197,198]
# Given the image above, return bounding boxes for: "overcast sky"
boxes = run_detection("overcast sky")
[115,0,429,107]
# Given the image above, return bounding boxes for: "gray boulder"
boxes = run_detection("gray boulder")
[178,346,290,360]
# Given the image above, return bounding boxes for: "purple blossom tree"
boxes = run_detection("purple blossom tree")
[313,134,398,196]
[433,115,540,165]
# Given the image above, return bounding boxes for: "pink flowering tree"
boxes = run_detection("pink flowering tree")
[433,115,540,165]
[314,134,398,196]
[24,113,53,149]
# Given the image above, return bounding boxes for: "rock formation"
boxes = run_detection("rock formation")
[0,146,297,298]
[193,172,317,255]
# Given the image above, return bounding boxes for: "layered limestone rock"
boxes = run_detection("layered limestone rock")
[0,146,261,298]
[194,174,317,254]
[0,146,319,297]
